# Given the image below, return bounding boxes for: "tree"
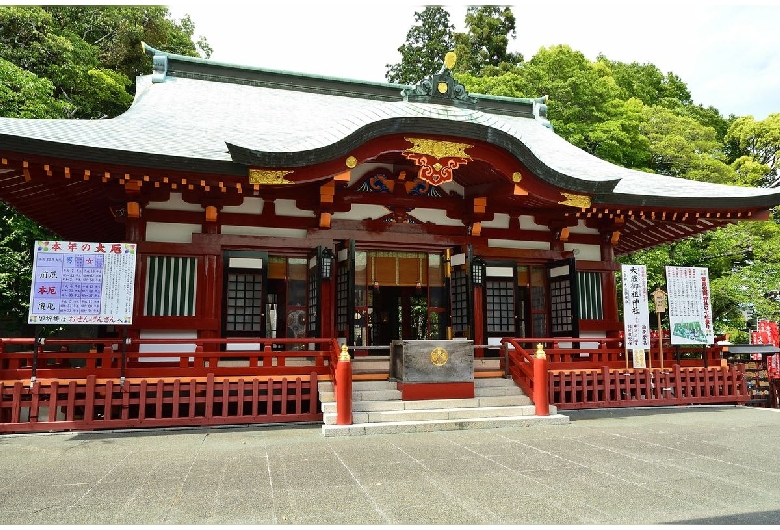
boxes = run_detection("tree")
[385,6,454,84]
[0,5,210,334]
[725,114,780,187]
[0,58,72,118]
[0,203,54,335]
[453,6,522,76]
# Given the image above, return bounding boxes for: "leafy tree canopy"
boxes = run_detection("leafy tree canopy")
[385,6,454,85]
[0,5,209,334]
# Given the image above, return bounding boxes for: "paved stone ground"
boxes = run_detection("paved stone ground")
[1,405,779,525]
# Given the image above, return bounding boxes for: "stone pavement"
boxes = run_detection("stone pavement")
[1,406,779,525]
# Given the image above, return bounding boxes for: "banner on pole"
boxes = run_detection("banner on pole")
[27,240,137,325]
[665,266,714,345]
[621,264,650,350]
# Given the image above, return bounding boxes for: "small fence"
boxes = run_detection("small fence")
[502,337,749,410]
[0,337,341,433]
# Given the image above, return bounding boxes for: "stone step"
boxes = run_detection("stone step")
[322,414,570,437]
[321,393,532,414]
[316,376,567,436]
[323,403,540,425]
[319,378,528,405]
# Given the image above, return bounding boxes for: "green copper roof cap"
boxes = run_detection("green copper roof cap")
[140,42,544,119]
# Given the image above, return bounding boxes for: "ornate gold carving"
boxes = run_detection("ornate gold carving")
[403,138,473,186]
[437,82,448,94]
[444,51,457,70]
[405,138,472,160]
[512,172,522,182]
[248,169,294,185]
[559,193,591,209]
[345,156,357,169]
[430,346,449,367]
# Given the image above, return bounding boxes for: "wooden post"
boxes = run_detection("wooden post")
[658,312,664,370]
[336,345,352,425]
[533,343,549,416]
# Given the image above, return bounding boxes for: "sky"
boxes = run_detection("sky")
[165,1,780,121]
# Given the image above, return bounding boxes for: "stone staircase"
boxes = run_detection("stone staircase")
[319,377,569,437]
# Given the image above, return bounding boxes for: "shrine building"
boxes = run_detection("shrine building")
[0,45,778,433]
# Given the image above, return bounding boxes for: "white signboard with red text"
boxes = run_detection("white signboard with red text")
[28,240,137,325]
[665,266,714,345]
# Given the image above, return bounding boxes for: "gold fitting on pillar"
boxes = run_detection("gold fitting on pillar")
[535,343,546,359]
[339,344,351,362]
[205,205,218,222]
[127,201,141,218]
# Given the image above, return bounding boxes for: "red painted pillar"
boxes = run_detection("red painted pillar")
[473,284,484,357]
[335,345,352,425]
[600,232,620,326]
[533,343,549,416]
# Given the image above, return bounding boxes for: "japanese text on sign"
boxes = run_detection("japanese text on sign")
[27,240,137,325]
[665,266,714,345]
[621,264,650,350]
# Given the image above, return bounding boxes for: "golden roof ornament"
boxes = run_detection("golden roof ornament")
[401,51,476,108]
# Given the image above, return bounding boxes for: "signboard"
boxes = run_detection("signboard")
[621,264,650,350]
[768,354,780,380]
[755,319,779,347]
[28,240,137,325]
[665,266,714,345]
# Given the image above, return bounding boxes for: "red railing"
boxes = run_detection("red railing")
[501,336,749,410]
[501,339,549,415]
[0,336,342,433]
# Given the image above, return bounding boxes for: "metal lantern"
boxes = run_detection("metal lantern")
[471,256,485,285]
[321,248,334,279]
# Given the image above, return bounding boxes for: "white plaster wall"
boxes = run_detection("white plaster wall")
[569,219,600,235]
[481,213,510,229]
[410,207,464,226]
[488,239,550,250]
[566,244,601,261]
[221,197,264,215]
[331,204,388,221]
[221,225,308,238]
[145,222,200,243]
[518,215,547,231]
[145,193,203,212]
[274,199,315,218]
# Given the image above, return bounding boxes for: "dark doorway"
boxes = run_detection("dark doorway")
[370,286,428,345]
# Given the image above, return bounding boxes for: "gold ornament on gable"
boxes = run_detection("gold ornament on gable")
[559,193,591,209]
[248,169,294,185]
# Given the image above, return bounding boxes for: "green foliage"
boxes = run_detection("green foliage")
[724,114,780,187]
[0,5,209,119]
[0,58,72,118]
[0,203,54,335]
[385,6,522,84]
[452,6,522,76]
[0,5,209,334]
[385,6,455,84]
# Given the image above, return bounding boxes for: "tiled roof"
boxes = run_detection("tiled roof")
[1,44,779,209]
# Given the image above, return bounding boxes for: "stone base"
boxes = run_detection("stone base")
[397,381,474,401]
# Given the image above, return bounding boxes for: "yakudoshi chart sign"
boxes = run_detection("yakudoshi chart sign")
[621,264,650,350]
[28,240,137,325]
[665,266,714,345]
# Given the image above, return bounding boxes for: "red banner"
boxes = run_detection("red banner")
[768,354,780,380]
